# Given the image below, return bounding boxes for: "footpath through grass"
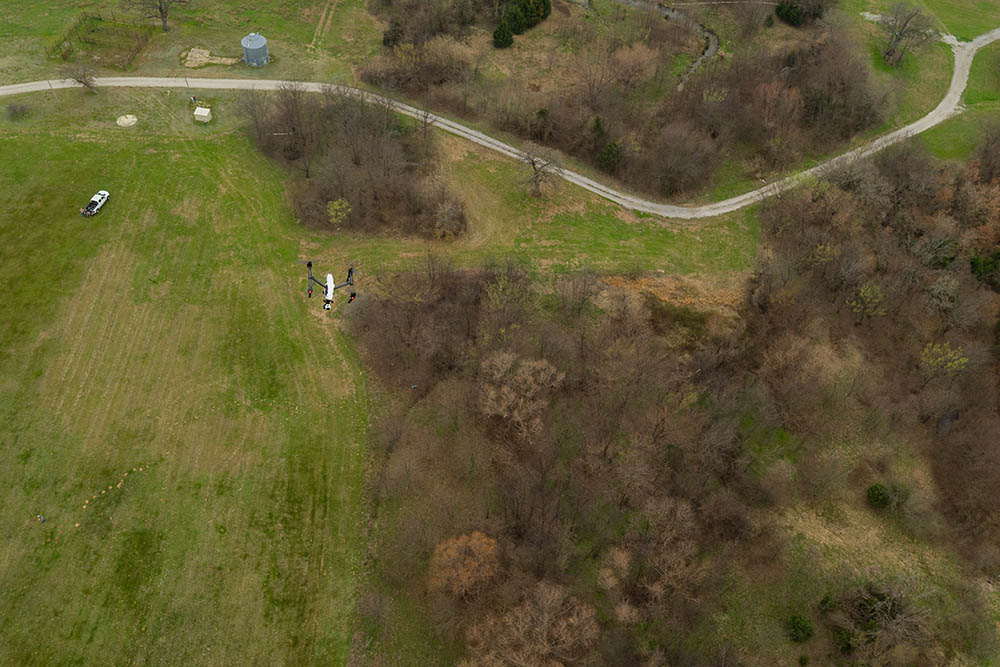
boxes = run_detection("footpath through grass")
[0,96,367,664]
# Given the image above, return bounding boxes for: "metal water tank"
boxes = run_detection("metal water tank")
[241,32,269,67]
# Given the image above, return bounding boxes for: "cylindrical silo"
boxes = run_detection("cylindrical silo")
[241,33,269,67]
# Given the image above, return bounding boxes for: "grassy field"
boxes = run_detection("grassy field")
[0,85,757,663]
[0,0,381,85]
[0,89,368,665]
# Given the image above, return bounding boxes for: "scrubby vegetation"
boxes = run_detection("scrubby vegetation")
[348,136,1000,662]
[757,139,1000,564]
[238,85,467,238]
[362,0,886,199]
[368,0,550,48]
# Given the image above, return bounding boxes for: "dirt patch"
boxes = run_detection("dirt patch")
[170,197,199,222]
[603,273,745,311]
[184,47,240,68]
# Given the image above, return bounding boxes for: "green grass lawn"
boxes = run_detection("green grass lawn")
[920,103,1000,158]
[965,40,1000,106]
[842,0,1000,40]
[0,89,368,665]
[918,0,1000,41]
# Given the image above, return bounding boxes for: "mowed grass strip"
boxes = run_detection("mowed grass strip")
[0,124,365,664]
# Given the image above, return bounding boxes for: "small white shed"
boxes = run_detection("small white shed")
[194,106,212,123]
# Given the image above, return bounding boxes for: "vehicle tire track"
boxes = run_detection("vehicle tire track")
[308,0,338,51]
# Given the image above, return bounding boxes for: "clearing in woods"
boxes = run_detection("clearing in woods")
[0,97,366,664]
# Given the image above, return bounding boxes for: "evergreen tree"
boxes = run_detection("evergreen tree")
[597,140,624,173]
[493,20,514,48]
[507,4,528,34]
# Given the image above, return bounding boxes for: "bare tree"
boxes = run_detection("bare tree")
[123,0,189,31]
[428,532,499,598]
[237,87,270,143]
[577,47,617,110]
[881,3,934,67]
[479,351,563,438]
[60,63,97,93]
[463,582,600,666]
[976,123,1000,183]
[275,81,325,178]
[418,107,436,156]
[521,141,560,197]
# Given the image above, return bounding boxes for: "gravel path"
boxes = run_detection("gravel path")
[3,26,999,220]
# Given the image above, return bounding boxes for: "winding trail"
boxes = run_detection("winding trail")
[3,26,999,219]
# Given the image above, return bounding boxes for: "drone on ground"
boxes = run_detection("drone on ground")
[305,261,356,310]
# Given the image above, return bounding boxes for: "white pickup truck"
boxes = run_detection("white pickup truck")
[81,190,109,217]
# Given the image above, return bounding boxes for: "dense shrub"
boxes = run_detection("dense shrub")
[776,0,834,25]
[786,614,814,643]
[631,121,720,196]
[493,20,513,48]
[504,0,548,34]
[596,139,624,173]
[971,248,1000,291]
[5,103,29,121]
[868,482,911,511]
[759,137,1000,586]
[831,625,855,653]
[382,18,404,46]
[775,1,805,26]
[867,483,892,509]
